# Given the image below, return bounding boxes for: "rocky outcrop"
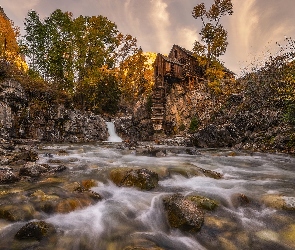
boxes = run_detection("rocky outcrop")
[115,97,154,141]
[163,193,204,232]
[0,79,108,142]
[163,82,214,135]
[26,106,108,142]
[191,99,295,153]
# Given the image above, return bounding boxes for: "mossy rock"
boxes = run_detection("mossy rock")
[110,168,159,190]
[81,179,97,190]
[15,220,56,241]
[0,204,35,222]
[163,193,204,232]
[121,169,159,190]
[281,224,295,248]
[31,190,60,202]
[56,197,92,214]
[197,167,223,179]
[168,166,203,178]
[261,194,295,210]
[187,195,218,210]
[168,166,222,179]
[109,168,133,186]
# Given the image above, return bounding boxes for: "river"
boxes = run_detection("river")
[0,141,295,249]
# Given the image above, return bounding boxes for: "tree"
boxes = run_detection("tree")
[118,50,155,104]
[0,9,27,71]
[241,37,295,120]
[22,9,140,114]
[192,0,233,100]
[192,0,233,67]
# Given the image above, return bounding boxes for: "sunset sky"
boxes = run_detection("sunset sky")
[1,0,295,74]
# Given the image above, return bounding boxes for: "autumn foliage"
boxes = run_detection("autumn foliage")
[20,9,154,114]
[0,8,27,72]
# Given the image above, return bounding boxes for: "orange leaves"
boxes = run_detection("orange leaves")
[0,11,27,71]
[0,14,19,60]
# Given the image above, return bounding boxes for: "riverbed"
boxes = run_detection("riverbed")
[0,142,295,250]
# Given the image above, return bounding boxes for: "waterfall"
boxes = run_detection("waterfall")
[106,122,122,142]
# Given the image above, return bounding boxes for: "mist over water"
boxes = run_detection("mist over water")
[1,143,295,249]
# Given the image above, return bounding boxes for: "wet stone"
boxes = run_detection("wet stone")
[187,195,218,211]
[115,168,159,190]
[231,193,250,208]
[15,220,56,241]
[19,163,51,177]
[163,193,204,232]
[109,168,133,186]
[261,194,295,211]
[0,204,35,222]
[110,168,159,190]
[56,197,93,214]
[197,167,223,179]
[14,150,39,162]
[81,179,97,190]
[50,165,67,173]
[135,147,167,157]
[0,169,20,184]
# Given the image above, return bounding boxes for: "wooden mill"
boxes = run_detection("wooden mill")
[151,45,204,131]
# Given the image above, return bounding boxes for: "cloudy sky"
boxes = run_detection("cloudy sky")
[1,0,295,74]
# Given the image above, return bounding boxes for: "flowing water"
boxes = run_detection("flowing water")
[106,122,123,142]
[0,141,295,250]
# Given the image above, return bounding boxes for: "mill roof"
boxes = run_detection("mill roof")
[157,53,183,66]
[171,44,194,57]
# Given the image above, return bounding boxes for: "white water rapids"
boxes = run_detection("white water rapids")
[0,143,294,249]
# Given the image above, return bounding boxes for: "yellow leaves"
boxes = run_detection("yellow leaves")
[0,13,27,72]
[11,54,28,72]
[143,52,157,70]
[118,50,156,103]
[206,65,225,81]
[208,80,222,95]
[196,55,207,67]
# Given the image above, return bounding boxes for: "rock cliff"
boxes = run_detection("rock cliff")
[0,79,108,142]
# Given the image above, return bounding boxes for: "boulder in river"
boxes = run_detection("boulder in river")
[163,193,204,232]
[19,163,51,177]
[110,168,159,190]
[15,220,56,241]
[0,204,35,222]
[0,168,19,184]
[231,193,250,208]
[261,194,295,211]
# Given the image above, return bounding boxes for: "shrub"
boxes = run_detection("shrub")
[284,103,295,125]
[179,123,186,131]
[189,116,199,133]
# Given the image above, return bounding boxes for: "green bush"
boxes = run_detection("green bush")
[284,103,295,125]
[179,123,186,131]
[189,116,199,133]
